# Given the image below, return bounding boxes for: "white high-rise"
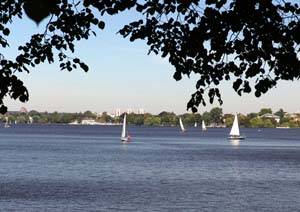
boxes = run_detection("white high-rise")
[114,109,121,117]
[137,108,145,114]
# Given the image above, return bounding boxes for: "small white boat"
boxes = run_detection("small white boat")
[179,117,186,132]
[69,120,79,125]
[276,126,290,129]
[4,116,10,128]
[121,114,131,143]
[228,114,245,140]
[202,120,207,131]
[28,116,33,124]
[194,122,197,127]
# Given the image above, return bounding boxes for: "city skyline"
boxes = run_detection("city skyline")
[5,105,300,116]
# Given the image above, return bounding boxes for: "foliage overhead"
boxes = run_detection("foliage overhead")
[0,0,299,113]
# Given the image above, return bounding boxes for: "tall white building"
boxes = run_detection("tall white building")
[113,108,145,115]
[114,109,121,117]
[137,108,145,114]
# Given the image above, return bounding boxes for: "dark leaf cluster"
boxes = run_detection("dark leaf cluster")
[0,0,299,114]
[119,0,300,112]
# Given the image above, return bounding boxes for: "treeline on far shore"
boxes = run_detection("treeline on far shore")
[1,108,300,128]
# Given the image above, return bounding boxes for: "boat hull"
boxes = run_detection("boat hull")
[121,136,131,143]
[228,136,245,140]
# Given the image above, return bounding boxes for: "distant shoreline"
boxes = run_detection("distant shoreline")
[1,123,297,129]
[2,108,300,129]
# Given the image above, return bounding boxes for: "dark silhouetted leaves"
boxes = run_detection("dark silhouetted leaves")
[98,21,105,29]
[118,0,300,112]
[173,71,182,81]
[0,0,299,113]
[3,28,10,35]
[79,63,89,72]
[23,0,59,24]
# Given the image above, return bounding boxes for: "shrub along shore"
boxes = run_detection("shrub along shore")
[2,108,300,128]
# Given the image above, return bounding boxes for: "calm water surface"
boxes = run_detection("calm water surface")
[0,125,299,211]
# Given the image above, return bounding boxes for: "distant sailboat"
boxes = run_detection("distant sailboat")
[179,117,186,132]
[228,114,245,140]
[194,122,197,127]
[4,116,10,128]
[28,116,33,124]
[202,120,207,131]
[121,114,131,143]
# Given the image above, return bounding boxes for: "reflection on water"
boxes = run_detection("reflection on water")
[230,139,240,147]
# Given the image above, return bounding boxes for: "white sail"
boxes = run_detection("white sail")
[194,122,197,127]
[230,114,240,136]
[28,116,33,124]
[179,117,185,132]
[202,120,207,131]
[4,116,10,128]
[121,114,127,138]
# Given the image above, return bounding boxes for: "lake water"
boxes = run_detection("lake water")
[0,125,299,211]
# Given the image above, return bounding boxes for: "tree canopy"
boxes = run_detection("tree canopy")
[0,0,299,113]
[258,108,272,116]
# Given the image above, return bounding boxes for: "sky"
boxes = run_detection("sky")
[3,7,300,115]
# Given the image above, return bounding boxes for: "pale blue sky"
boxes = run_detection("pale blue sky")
[3,9,300,114]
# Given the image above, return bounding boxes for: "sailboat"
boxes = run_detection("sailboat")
[4,116,10,128]
[202,120,207,131]
[179,117,186,132]
[228,114,245,140]
[28,116,33,124]
[194,122,197,127]
[121,114,131,143]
